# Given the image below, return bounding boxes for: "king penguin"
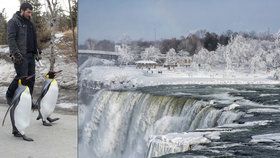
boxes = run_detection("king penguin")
[36,71,61,126]
[3,76,34,141]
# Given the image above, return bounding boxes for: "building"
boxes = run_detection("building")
[135,60,158,69]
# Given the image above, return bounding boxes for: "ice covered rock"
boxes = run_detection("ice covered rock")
[250,133,280,143]
[146,132,220,158]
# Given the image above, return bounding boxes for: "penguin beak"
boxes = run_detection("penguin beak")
[53,70,63,76]
[26,74,35,80]
[54,70,63,74]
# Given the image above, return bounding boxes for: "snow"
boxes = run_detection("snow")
[117,44,134,65]
[259,94,279,97]
[147,132,214,158]
[140,46,161,62]
[219,120,273,128]
[57,102,77,109]
[80,65,280,90]
[165,48,177,65]
[250,133,280,143]
[135,60,157,64]
[0,45,9,54]
[34,56,77,88]
[79,57,115,71]
[147,128,249,157]
[142,120,278,157]
[192,35,280,74]
[223,103,240,111]
[203,92,243,105]
[79,33,280,89]
[273,68,280,80]
[54,32,64,43]
[0,48,77,107]
[0,59,14,82]
[210,143,243,149]
[54,32,64,39]
[79,49,119,56]
[248,108,280,113]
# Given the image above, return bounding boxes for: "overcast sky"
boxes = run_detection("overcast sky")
[78,0,280,43]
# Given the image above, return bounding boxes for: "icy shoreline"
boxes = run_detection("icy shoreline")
[80,66,280,90]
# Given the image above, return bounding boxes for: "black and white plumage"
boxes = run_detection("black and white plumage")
[2,76,34,141]
[36,71,60,126]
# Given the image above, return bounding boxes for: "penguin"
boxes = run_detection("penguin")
[36,70,62,126]
[2,75,34,141]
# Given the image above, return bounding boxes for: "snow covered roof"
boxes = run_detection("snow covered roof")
[135,60,157,64]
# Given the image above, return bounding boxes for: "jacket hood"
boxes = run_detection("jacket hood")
[12,11,30,22]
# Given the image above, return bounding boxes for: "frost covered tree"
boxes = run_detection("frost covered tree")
[273,68,280,80]
[165,48,177,66]
[192,48,213,70]
[118,44,134,65]
[140,46,161,61]
[191,35,280,73]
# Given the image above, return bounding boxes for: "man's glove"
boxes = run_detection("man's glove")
[35,50,42,61]
[10,52,23,65]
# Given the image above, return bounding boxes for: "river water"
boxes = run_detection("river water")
[79,84,280,158]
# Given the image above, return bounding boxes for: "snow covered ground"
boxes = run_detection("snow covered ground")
[0,45,9,54]
[80,65,280,90]
[0,34,77,110]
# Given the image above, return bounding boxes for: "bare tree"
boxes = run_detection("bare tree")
[0,9,7,45]
[68,0,76,54]
[45,0,59,71]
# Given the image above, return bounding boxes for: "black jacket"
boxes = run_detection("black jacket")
[7,11,38,55]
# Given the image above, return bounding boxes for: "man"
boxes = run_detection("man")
[6,2,41,109]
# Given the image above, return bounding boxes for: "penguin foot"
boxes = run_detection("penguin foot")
[32,102,38,111]
[43,121,52,126]
[22,135,34,141]
[13,132,22,137]
[36,115,41,120]
[47,117,60,123]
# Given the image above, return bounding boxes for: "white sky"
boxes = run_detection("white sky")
[0,0,70,20]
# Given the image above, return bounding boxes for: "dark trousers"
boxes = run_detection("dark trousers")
[6,53,36,99]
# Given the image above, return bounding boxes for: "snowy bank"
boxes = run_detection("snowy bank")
[0,52,77,88]
[80,66,280,90]
[146,132,215,158]
[0,45,9,54]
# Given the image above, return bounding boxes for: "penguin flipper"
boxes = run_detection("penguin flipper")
[2,97,21,126]
[36,107,43,120]
[10,87,25,106]
[36,81,51,106]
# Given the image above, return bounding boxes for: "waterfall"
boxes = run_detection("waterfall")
[79,90,243,158]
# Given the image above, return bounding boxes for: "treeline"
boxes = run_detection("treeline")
[0,9,7,45]
[0,0,77,48]
[80,29,275,56]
